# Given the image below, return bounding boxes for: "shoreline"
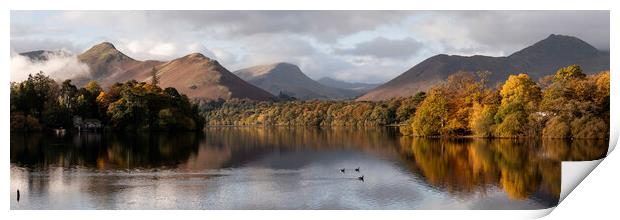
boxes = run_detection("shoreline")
[10,125,609,140]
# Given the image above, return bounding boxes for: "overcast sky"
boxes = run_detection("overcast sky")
[10,10,610,83]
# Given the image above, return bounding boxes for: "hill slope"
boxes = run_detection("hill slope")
[357,34,610,101]
[234,62,360,100]
[155,53,274,101]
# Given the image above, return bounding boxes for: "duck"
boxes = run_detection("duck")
[340,168,345,173]
[355,167,360,172]
[358,176,364,181]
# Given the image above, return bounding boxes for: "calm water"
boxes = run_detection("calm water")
[10,127,608,209]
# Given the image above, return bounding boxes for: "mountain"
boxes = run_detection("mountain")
[74,42,164,86]
[357,34,610,101]
[18,42,274,101]
[317,77,380,93]
[234,62,360,100]
[154,53,274,101]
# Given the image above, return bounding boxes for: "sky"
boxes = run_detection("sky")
[10,10,610,84]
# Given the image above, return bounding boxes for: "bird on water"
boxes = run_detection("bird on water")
[355,167,360,172]
[340,168,345,173]
[358,176,364,181]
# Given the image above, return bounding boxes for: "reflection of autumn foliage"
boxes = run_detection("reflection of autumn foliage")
[399,137,607,201]
[492,140,540,200]
[202,127,402,155]
[500,168,539,200]
[406,139,499,197]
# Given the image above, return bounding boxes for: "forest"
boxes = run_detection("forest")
[198,92,426,127]
[10,72,205,132]
[200,65,610,139]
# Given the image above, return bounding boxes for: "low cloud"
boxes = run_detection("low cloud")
[10,51,91,82]
[334,37,423,60]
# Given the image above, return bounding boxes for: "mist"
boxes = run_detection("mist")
[10,51,91,83]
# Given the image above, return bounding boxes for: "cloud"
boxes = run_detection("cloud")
[334,37,423,60]
[412,11,610,56]
[121,11,410,42]
[10,51,91,82]
[10,38,82,54]
[10,10,611,84]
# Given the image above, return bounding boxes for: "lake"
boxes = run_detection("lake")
[10,127,608,209]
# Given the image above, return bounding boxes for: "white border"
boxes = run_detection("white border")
[2,0,617,219]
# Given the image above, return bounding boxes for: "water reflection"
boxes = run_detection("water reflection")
[10,128,607,209]
[11,132,203,169]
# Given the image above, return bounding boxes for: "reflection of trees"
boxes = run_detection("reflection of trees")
[199,127,403,167]
[540,139,606,161]
[10,132,203,169]
[492,140,540,200]
[11,128,608,204]
[402,139,499,197]
[398,137,607,201]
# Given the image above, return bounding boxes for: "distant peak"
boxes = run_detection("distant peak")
[543,34,580,42]
[273,62,297,67]
[82,41,123,56]
[184,52,214,60]
[187,52,205,58]
[93,42,117,50]
[508,34,600,60]
[269,62,302,72]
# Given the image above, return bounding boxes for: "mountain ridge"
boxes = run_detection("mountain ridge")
[357,34,610,101]
[17,42,275,101]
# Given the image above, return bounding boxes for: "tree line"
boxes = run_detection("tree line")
[201,65,609,139]
[403,65,609,138]
[10,72,205,132]
[198,92,426,127]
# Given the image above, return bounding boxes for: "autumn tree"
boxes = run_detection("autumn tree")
[494,74,541,137]
[541,65,609,138]
[410,89,448,136]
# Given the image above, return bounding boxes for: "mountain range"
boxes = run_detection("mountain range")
[234,63,361,100]
[21,42,274,101]
[16,34,609,102]
[357,34,610,101]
